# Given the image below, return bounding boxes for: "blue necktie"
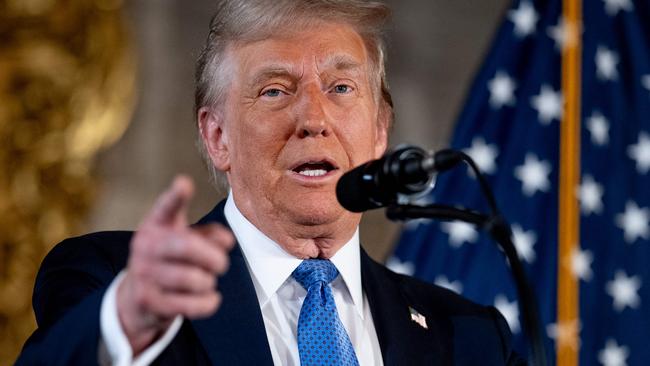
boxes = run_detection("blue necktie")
[292,259,360,366]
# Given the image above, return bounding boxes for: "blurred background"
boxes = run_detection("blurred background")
[0,0,508,362]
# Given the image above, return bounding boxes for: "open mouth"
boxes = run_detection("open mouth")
[291,160,338,177]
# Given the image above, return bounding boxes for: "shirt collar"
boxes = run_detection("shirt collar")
[224,194,364,318]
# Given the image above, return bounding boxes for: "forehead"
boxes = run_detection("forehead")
[228,22,371,79]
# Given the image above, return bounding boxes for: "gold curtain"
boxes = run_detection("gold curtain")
[0,0,135,362]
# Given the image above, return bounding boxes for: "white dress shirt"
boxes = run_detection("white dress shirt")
[100,194,383,365]
[225,196,383,366]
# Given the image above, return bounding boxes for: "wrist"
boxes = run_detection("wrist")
[116,277,172,355]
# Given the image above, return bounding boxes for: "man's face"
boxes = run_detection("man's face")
[205,22,388,247]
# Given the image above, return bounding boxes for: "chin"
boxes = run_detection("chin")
[279,190,342,225]
[289,201,343,226]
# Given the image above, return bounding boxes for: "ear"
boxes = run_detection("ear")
[198,107,231,172]
[373,100,391,159]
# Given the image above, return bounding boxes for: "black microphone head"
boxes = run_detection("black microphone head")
[336,145,434,213]
[336,161,385,213]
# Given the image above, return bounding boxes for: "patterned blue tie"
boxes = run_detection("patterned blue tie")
[292,259,360,366]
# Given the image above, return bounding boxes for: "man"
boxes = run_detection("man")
[17,1,524,365]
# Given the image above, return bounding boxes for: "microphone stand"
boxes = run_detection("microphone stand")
[385,150,548,366]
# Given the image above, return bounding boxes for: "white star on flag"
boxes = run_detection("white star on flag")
[494,295,520,333]
[596,46,620,81]
[515,153,552,196]
[531,84,563,124]
[508,0,538,38]
[488,71,517,108]
[441,221,479,248]
[546,319,581,350]
[606,270,642,311]
[464,137,499,175]
[511,224,537,263]
[385,257,415,276]
[547,16,579,51]
[643,75,650,92]
[578,175,604,215]
[389,0,650,359]
[627,132,650,174]
[615,201,649,243]
[434,276,463,294]
[570,247,594,282]
[598,339,629,366]
[602,0,634,16]
[586,111,610,146]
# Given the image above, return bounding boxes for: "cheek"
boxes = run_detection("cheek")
[233,112,293,164]
[336,111,380,162]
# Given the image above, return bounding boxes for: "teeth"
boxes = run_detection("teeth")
[298,169,327,177]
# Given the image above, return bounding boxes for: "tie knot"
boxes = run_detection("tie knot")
[292,259,339,289]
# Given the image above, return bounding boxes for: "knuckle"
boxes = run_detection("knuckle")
[167,267,184,285]
[223,230,235,246]
[165,300,183,316]
[215,228,234,246]
[205,299,218,315]
[202,224,234,247]
[220,256,230,273]
[193,270,214,292]
[197,294,219,316]
[185,269,204,289]
[204,254,220,273]
[170,236,192,257]
[168,267,209,292]
[133,288,152,309]
[206,275,217,290]
[213,292,222,308]
[176,300,194,317]
[213,253,229,274]
[194,274,215,293]
[181,294,218,318]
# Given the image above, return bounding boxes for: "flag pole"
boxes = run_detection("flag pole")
[557,0,581,364]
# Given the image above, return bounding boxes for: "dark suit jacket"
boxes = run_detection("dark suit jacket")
[16,201,524,365]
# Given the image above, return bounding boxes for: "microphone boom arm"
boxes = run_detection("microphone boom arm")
[386,204,489,226]
[386,204,548,366]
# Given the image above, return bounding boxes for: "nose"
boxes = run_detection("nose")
[296,87,331,138]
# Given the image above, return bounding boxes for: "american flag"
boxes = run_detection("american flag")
[388,0,650,365]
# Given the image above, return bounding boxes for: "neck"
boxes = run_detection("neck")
[231,194,360,259]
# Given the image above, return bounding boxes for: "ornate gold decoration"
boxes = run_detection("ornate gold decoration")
[0,0,136,362]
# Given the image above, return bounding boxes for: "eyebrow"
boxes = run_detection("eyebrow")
[323,54,364,73]
[248,55,365,88]
[248,64,298,87]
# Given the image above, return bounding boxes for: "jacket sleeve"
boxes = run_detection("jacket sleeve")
[15,232,131,366]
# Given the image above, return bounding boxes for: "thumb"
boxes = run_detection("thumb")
[147,175,194,226]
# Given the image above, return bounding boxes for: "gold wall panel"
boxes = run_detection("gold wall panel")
[0,0,135,362]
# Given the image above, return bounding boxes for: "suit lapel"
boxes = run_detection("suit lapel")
[190,202,274,366]
[192,202,446,365]
[361,250,447,366]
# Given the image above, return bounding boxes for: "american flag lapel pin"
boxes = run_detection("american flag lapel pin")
[409,307,428,329]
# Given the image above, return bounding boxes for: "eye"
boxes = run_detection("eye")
[262,88,283,97]
[332,84,353,94]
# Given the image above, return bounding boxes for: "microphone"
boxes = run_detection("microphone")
[336,145,463,212]
[338,145,548,365]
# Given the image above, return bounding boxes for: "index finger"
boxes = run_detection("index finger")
[147,175,194,226]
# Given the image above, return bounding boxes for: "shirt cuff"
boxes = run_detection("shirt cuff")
[100,271,183,366]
